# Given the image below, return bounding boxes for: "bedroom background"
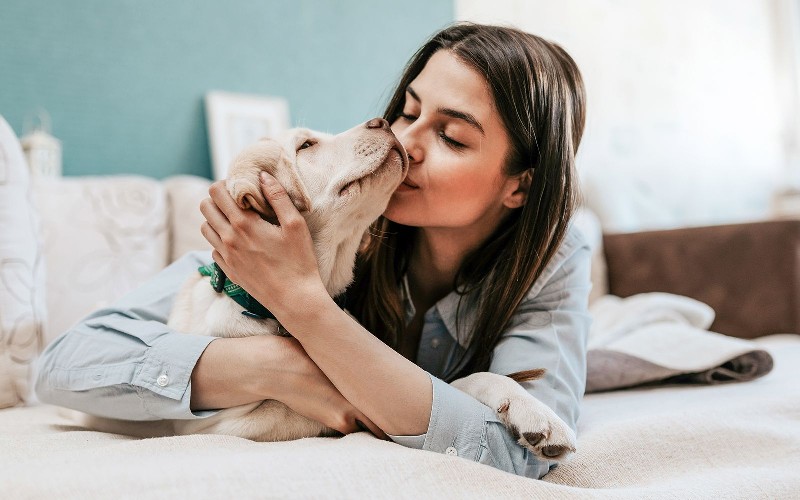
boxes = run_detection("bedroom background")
[0,0,453,178]
[1,0,798,231]
[1,3,799,495]
[458,0,800,231]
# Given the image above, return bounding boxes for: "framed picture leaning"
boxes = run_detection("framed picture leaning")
[205,91,290,181]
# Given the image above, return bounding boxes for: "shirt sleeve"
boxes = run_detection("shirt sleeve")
[386,227,592,479]
[33,250,222,421]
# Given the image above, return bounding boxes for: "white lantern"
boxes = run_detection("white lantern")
[20,110,62,178]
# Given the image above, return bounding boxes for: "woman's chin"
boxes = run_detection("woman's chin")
[382,199,417,226]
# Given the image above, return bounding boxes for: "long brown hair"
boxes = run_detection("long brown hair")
[347,22,586,381]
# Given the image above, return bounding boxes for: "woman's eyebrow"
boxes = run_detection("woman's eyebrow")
[406,86,485,137]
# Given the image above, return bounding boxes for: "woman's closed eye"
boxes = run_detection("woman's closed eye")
[439,131,466,149]
[399,112,466,150]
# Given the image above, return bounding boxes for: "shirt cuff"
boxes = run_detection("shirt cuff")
[386,432,427,448]
[386,372,489,459]
[130,325,220,420]
[386,372,554,478]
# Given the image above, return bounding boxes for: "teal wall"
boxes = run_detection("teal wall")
[0,1,453,178]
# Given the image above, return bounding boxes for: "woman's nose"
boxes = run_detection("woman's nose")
[366,117,390,130]
[393,124,422,164]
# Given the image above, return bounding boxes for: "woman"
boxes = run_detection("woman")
[35,23,591,480]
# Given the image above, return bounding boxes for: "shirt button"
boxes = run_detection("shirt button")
[431,338,440,349]
[156,374,169,387]
[445,446,458,457]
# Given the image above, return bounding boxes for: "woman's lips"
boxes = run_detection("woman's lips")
[396,179,419,192]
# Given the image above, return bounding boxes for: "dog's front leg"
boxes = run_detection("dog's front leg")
[449,372,576,461]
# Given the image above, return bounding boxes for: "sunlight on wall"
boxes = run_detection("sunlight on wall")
[457,0,792,230]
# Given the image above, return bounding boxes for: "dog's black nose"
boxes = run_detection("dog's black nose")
[366,117,390,130]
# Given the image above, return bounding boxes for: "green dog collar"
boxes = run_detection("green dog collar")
[198,263,275,320]
[198,262,349,321]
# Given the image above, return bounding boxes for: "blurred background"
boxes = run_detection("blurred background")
[0,0,452,179]
[459,0,800,231]
[1,0,799,231]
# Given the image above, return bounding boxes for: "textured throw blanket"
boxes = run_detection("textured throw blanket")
[2,334,798,499]
[586,293,774,392]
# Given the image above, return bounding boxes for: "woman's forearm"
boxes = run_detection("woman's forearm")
[276,290,433,436]
[199,178,430,433]
[190,335,287,411]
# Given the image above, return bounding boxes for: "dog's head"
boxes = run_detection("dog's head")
[226,118,408,232]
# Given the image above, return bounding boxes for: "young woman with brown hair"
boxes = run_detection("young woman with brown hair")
[36,23,591,480]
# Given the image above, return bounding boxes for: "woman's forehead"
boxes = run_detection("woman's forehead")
[408,50,498,127]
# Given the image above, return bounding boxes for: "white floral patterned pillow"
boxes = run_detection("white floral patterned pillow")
[32,176,170,343]
[0,115,47,408]
[163,175,213,263]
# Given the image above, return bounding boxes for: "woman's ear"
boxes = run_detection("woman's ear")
[502,169,533,209]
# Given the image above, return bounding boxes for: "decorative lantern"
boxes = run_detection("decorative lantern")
[20,109,62,178]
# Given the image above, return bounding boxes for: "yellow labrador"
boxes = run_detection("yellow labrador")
[80,118,575,461]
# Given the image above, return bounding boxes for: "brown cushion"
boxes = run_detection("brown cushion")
[603,220,800,338]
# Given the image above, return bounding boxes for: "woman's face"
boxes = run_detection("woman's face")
[384,50,521,230]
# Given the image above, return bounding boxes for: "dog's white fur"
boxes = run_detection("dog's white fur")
[77,120,576,461]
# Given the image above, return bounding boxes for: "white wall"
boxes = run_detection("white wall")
[457,0,797,231]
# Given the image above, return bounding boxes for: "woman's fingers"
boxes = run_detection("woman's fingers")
[199,194,230,237]
[208,180,242,224]
[211,249,230,275]
[259,172,303,228]
[273,345,386,439]
[200,221,223,249]
[331,412,385,439]
[355,416,389,440]
[330,402,386,438]
[332,419,360,436]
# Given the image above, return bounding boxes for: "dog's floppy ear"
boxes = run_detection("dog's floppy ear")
[226,138,312,224]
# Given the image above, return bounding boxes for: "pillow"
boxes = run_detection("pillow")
[163,175,213,263]
[0,115,47,408]
[32,176,169,342]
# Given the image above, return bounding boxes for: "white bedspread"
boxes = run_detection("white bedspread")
[2,334,798,499]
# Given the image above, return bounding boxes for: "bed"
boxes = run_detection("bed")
[2,115,798,498]
[1,332,797,499]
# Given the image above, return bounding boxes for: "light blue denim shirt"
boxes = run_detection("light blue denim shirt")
[34,223,592,480]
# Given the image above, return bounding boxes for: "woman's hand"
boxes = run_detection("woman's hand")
[274,335,388,440]
[199,173,326,317]
[191,334,386,439]
[198,175,386,439]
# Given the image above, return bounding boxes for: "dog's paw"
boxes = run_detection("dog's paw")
[496,396,576,461]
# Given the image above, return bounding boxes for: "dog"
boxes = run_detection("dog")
[77,118,576,461]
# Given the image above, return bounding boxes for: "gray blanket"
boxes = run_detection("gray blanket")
[585,293,773,392]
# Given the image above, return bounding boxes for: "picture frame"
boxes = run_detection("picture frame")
[205,91,291,180]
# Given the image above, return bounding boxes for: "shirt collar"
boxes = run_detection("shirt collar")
[400,273,480,349]
[396,223,587,352]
